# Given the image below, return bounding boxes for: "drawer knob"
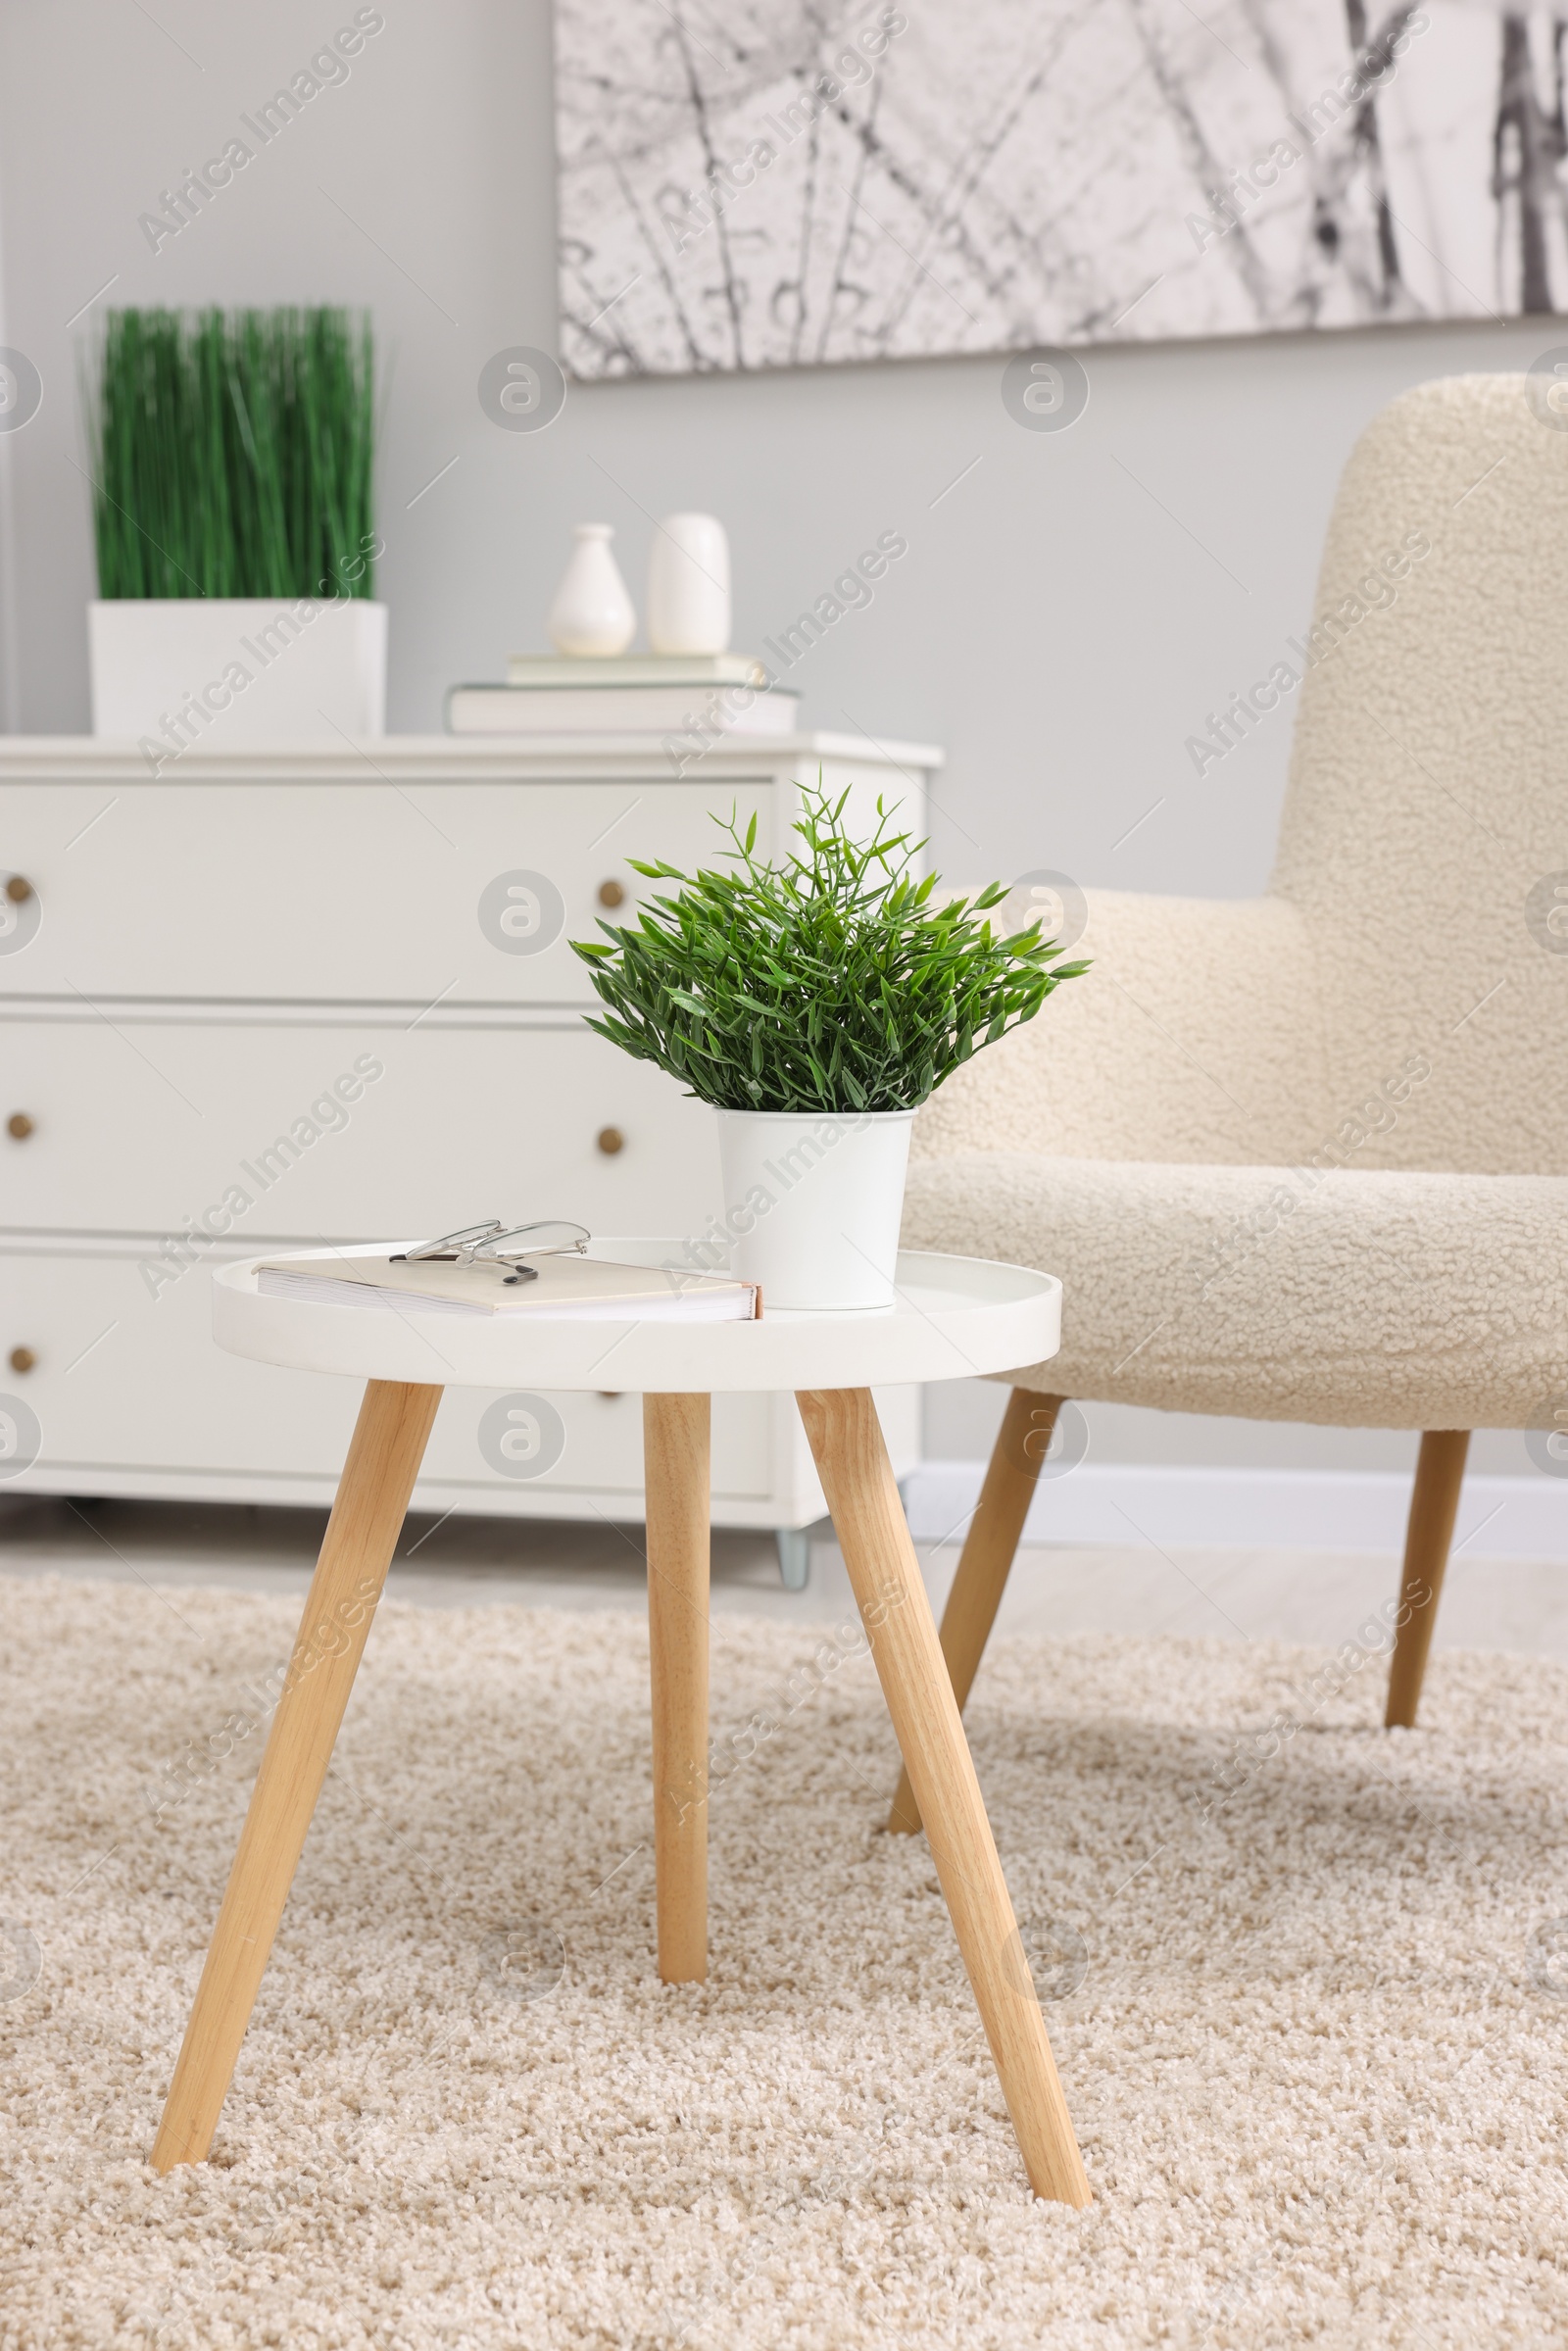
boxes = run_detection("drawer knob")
[597,878,625,908]
[7,1112,33,1140]
[9,1346,35,1375]
[595,1125,625,1156]
[5,875,32,905]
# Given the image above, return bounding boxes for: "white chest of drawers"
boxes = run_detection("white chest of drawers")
[0,733,937,1582]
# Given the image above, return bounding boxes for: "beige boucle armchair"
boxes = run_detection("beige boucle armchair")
[893,373,1568,1826]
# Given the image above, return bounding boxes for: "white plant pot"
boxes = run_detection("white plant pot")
[89,599,387,748]
[714,1107,915,1311]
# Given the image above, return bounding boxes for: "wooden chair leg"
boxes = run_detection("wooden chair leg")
[889,1389,1059,1835]
[644,1393,710,1984]
[1385,1429,1471,1729]
[151,1379,442,2172]
[798,1386,1090,2208]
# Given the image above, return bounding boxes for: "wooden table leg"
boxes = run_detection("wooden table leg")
[151,1379,442,2172]
[889,1389,1060,1835]
[644,1392,710,1984]
[798,1386,1091,2208]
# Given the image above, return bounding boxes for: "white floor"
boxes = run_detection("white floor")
[1,1493,1564,1660]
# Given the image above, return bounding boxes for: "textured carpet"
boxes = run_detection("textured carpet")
[3,1575,1567,2349]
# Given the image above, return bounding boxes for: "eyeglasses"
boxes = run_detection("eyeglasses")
[392,1219,591,1280]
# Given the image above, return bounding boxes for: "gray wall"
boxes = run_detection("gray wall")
[0,0,1546,1476]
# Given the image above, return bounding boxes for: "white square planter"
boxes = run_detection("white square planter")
[89,599,387,747]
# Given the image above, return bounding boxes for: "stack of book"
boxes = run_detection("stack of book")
[446,654,799,738]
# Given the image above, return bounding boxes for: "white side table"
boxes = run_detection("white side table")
[150,1243,1090,2207]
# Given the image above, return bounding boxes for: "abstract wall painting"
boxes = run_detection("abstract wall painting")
[553,1,1568,378]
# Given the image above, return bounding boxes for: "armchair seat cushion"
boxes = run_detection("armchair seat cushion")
[902,1152,1568,1430]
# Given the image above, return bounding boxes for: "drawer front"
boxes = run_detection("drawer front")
[0,1248,771,1498]
[0,777,777,1006]
[0,1019,720,1240]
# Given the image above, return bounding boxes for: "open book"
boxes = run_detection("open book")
[255,1252,760,1322]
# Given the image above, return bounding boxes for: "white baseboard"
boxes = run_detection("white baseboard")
[903,1461,1568,1561]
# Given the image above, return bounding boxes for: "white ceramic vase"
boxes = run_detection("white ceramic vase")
[647,513,731,655]
[548,524,636,656]
[714,1107,915,1311]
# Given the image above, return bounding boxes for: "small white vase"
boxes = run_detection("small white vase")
[548,524,636,656]
[713,1107,915,1311]
[647,513,731,655]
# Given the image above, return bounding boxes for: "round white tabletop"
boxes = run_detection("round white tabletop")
[212,1240,1061,1393]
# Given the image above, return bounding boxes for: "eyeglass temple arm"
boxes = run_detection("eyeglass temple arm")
[484,1222,591,1256]
[404,1221,506,1260]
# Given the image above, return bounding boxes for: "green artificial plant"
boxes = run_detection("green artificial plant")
[86,306,375,601]
[572,787,1088,1114]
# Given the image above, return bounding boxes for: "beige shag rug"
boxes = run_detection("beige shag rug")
[3,1574,1567,2349]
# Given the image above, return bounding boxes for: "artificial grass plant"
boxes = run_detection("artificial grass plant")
[86,306,375,600]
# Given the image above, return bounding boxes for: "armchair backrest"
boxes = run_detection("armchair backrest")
[913,372,1566,1179]
[1269,372,1568,1176]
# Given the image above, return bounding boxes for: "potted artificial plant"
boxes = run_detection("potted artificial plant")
[84,307,383,752]
[574,789,1088,1310]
